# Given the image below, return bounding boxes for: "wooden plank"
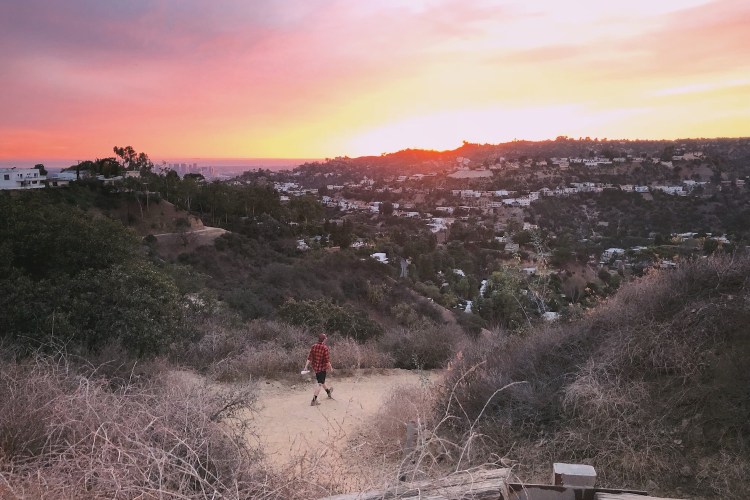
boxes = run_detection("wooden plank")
[595,494,685,500]
[320,468,509,500]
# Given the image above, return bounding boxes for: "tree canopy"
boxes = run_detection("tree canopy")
[0,193,184,355]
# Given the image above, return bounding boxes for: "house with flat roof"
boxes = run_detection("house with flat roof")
[0,167,46,190]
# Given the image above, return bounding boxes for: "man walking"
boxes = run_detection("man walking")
[304,333,334,406]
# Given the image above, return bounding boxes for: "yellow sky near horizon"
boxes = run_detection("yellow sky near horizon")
[0,0,748,161]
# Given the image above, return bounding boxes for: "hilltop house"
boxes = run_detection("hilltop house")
[601,248,625,262]
[47,171,79,187]
[0,167,46,190]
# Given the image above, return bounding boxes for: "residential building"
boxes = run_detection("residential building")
[0,167,46,190]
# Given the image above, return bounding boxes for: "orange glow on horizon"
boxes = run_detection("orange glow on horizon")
[1,0,748,162]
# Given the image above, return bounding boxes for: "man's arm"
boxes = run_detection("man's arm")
[324,346,333,371]
[304,347,312,370]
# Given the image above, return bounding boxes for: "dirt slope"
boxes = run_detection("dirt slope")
[250,369,433,468]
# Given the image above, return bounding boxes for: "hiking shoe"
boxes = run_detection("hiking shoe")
[327,387,334,399]
[310,399,320,406]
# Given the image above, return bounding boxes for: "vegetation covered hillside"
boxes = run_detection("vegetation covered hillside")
[2,156,748,498]
[435,255,749,498]
[0,192,186,355]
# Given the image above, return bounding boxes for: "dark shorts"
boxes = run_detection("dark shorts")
[315,371,327,384]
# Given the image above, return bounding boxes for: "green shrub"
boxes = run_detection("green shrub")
[379,325,463,369]
[0,196,136,279]
[226,287,275,320]
[278,298,383,341]
[66,263,184,355]
[0,193,185,356]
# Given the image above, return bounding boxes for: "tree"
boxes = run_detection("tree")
[512,230,532,245]
[64,158,123,178]
[0,198,136,279]
[289,195,323,224]
[703,238,719,255]
[660,145,676,161]
[34,164,47,176]
[0,194,184,355]
[67,263,182,354]
[473,267,532,330]
[113,145,154,175]
[330,219,353,248]
[177,174,203,212]
[122,177,146,221]
[380,201,394,216]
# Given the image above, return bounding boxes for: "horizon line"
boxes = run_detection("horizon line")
[2,135,749,168]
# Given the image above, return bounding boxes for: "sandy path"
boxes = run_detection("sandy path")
[250,369,434,469]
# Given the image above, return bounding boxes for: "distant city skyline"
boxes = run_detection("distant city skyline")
[0,157,320,171]
[1,0,748,161]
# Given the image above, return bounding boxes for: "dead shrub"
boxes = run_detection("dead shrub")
[425,254,750,497]
[181,318,399,380]
[362,382,438,459]
[0,360,70,460]
[175,319,249,371]
[563,361,648,427]
[358,363,527,486]
[211,342,308,381]
[243,319,309,348]
[331,337,394,372]
[695,451,750,500]
[0,353,275,499]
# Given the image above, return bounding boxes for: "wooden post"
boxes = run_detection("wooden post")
[404,420,417,459]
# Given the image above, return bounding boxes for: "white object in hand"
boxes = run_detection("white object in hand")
[300,370,310,375]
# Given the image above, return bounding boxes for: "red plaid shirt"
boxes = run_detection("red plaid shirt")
[307,342,330,373]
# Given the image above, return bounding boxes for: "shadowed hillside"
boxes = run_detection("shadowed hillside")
[439,254,749,499]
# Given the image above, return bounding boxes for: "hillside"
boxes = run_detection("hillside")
[2,172,748,499]
[437,254,750,499]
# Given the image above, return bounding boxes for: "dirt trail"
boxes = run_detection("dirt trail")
[250,369,435,469]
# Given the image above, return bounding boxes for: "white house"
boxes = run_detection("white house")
[47,171,78,187]
[371,252,388,264]
[428,217,452,233]
[0,167,46,190]
[601,248,625,261]
[493,190,512,197]
[296,239,310,251]
[654,185,686,196]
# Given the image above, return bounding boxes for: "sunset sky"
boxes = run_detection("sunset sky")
[1,0,749,163]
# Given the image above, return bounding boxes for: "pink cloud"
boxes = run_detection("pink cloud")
[1,0,748,159]
[603,0,750,77]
